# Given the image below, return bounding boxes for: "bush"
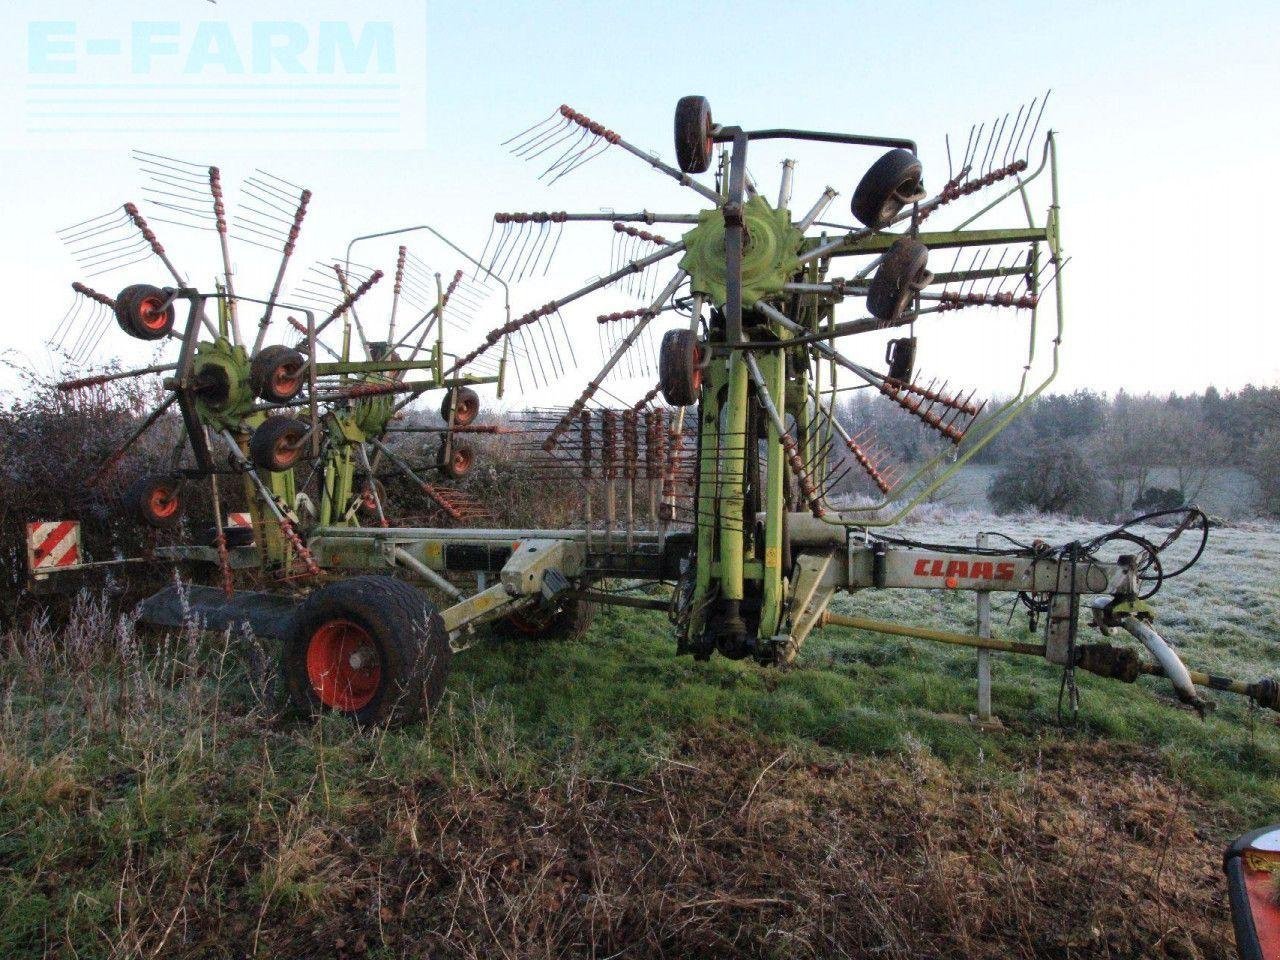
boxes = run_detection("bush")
[987,438,1103,517]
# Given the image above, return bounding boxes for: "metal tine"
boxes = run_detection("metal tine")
[50,291,85,347]
[508,113,572,156]
[1022,91,1051,163]
[548,137,612,185]
[523,222,554,280]
[493,222,525,280]
[513,222,546,282]
[516,117,578,162]
[1001,102,1028,170]
[539,126,592,179]
[473,220,497,280]
[502,221,533,281]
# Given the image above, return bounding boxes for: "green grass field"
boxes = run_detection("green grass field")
[1,514,1276,957]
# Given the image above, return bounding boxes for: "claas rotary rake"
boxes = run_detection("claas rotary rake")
[32,97,1279,728]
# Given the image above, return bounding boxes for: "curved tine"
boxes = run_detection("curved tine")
[1008,103,1036,170]
[57,207,123,237]
[526,221,557,279]
[51,291,84,345]
[518,326,548,387]
[987,113,1011,176]
[59,214,129,245]
[58,298,92,354]
[517,119,576,160]
[503,109,561,148]
[983,250,1010,297]
[559,312,580,373]
[497,221,530,281]
[1002,103,1028,168]
[1023,91,1051,162]
[975,116,1000,180]
[945,133,953,183]
[962,123,983,174]
[547,137,611,185]
[516,223,548,283]
[71,303,108,360]
[85,249,155,278]
[537,220,564,280]
[538,307,566,376]
[473,221,497,280]
[487,223,517,277]
[538,127,592,180]
[507,336,530,393]
[485,223,513,275]
[507,222,537,282]
[966,250,991,297]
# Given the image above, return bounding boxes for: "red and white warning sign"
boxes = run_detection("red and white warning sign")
[227,512,253,528]
[26,521,82,575]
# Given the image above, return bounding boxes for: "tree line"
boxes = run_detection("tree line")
[839,385,1280,518]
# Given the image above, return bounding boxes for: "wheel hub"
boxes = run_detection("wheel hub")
[679,194,803,307]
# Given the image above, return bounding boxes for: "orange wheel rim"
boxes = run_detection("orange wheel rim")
[137,296,169,331]
[273,436,301,468]
[690,345,704,394]
[306,619,382,711]
[452,449,473,474]
[272,363,301,395]
[148,487,178,518]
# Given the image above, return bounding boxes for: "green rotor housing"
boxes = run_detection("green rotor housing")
[679,195,803,308]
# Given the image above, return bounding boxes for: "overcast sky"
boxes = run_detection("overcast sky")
[1,0,1276,407]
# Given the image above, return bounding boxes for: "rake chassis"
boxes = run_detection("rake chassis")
[35,97,1279,727]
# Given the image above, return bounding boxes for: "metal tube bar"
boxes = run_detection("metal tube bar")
[821,611,1045,657]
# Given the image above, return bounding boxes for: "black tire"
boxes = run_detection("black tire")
[659,328,703,406]
[674,95,713,175]
[492,597,596,641]
[123,474,183,530]
[440,386,480,427]
[867,237,931,321]
[250,345,306,403]
[114,284,176,340]
[249,416,307,472]
[284,575,451,726]
[851,148,926,229]
[437,441,474,480]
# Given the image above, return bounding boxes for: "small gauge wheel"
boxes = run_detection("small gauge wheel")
[114,284,176,340]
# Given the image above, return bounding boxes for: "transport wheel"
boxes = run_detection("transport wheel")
[851,148,926,229]
[249,416,307,472]
[494,597,596,641]
[867,237,931,321]
[437,441,474,480]
[674,95,714,174]
[284,576,451,726]
[114,284,176,340]
[439,386,480,427]
[123,474,183,530]
[250,345,306,403]
[658,328,703,406]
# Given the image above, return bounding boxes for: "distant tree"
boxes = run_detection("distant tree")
[987,438,1103,517]
[1250,429,1280,517]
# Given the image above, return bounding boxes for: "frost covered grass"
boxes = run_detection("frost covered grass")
[0,509,1275,956]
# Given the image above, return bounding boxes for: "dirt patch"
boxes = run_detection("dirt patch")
[229,734,1235,959]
